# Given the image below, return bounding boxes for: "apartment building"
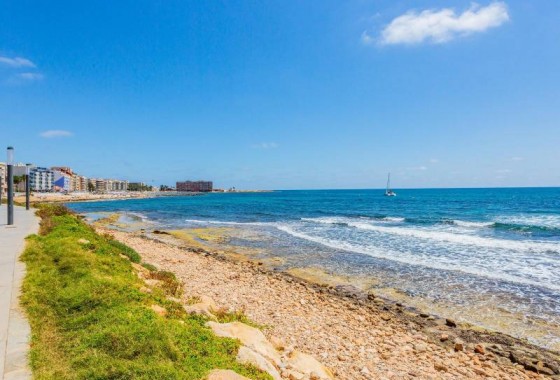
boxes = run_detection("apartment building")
[176,180,213,192]
[29,167,54,192]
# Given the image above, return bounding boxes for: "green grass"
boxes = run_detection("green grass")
[21,204,271,380]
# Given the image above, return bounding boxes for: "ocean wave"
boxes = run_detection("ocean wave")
[346,221,559,253]
[299,216,559,253]
[450,220,495,228]
[494,215,560,231]
[274,224,560,292]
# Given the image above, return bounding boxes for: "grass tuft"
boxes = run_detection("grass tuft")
[21,205,271,380]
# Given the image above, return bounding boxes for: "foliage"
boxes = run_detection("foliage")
[21,205,270,380]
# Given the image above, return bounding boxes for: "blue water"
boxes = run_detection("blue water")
[68,188,560,349]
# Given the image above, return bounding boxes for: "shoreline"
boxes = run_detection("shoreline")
[13,190,274,205]
[95,221,560,379]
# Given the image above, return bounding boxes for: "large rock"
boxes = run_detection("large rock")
[237,346,282,380]
[286,350,334,379]
[185,295,219,320]
[206,369,251,380]
[206,321,282,365]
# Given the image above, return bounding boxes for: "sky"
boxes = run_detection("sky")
[1,0,559,190]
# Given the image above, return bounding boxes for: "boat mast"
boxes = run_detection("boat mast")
[386,173,391,192]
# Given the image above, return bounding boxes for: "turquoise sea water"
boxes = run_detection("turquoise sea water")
[68,188,560,349]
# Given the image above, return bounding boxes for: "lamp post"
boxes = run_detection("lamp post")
[25,163,32,210]
[7,146,14,225]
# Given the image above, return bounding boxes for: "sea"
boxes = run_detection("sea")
[68,188,560,350]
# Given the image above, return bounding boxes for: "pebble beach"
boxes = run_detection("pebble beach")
[97,224,560,380]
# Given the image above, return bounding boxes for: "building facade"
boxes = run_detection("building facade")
[176,180,213,192]
[29,167,54,192]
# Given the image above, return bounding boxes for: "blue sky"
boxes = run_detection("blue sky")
[1,1,559,189]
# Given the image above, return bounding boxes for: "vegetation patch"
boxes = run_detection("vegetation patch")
[21,204,271,380]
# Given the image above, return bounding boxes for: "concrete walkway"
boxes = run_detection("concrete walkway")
[0,206,39,380]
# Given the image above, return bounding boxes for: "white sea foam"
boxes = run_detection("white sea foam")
[452,220,494,228]
[274,223,560,291]
[495,215,560,229]
[301,216,559,253]
[382,216,406,222]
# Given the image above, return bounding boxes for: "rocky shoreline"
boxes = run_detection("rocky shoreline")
[97,225,559,379]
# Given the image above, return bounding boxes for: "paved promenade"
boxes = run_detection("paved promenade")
[0,206,39,380]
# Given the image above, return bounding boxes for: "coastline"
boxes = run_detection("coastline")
[94,220,560,379]
[13,190,273,205]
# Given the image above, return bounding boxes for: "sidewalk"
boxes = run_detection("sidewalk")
[0,206,39,380]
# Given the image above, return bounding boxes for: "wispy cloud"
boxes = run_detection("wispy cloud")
[0,56,36,68]
[15,72,43,81]
[252,142,278,149]
[511,156,524,161]
[429,158,439,163]
[375,2,509,45]
[496,169,512,174]
[39,130,74,138]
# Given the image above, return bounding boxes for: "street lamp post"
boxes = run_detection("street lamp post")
[7,146,14,225]
[25,163,32,210]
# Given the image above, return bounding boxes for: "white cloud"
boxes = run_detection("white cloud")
[16,72,43,81]
[429,158,439,163]
[361,31,375,45]
[39,130,74,138]
[252,142,278,149]
[378,2,509,45]
[0,56,36,68]
[511,156,524,161]
[496,169,512,173]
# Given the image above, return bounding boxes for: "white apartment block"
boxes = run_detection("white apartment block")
[29,167,54,192]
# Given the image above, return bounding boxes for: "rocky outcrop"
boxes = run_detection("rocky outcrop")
[237,346,282,380]
[206,321,283,366]
[206,369,251,380]
[206,319,334,379]
[184,295,219,320]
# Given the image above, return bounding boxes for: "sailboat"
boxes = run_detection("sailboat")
[385,173,396,197]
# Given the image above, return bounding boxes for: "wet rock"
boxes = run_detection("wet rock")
[334,285,364,299]
[153,230,170,235]
[445,318,457,327]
